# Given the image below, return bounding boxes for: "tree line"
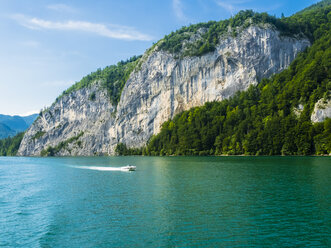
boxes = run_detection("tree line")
[0,132,24,156]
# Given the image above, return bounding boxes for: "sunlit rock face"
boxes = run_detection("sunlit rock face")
[18,25,310,156]
[311,98,331,123]
[18,83,115,156]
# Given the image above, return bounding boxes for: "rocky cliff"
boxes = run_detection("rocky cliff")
[311,98,331,123]
[18,25,310,156]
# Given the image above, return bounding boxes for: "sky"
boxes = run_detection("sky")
[0,0,320,116]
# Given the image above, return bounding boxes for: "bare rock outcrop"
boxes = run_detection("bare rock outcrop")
[311,98,331,123]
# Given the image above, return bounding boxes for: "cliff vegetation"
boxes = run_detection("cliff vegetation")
[156,1,331,57]
[59,55,141,106]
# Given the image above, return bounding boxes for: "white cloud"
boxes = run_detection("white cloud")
[217,1,236,15]
[11,14,153,41]
[47,3,77,13]
[216,0,253,15]
[172,0,188,21]
[20,110,39,116]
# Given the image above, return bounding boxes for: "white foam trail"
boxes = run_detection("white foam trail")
[69,165,131,172]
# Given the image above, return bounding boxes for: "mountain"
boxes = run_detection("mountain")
[0,123,16,139]
[17,1,331,156]
[144,31,331,156]
[22,114,39,127]
[0,114,38,139]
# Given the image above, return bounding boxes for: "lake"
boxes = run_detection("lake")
[0,156,330,247]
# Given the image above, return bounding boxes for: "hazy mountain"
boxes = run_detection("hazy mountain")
[0,114,38,139]
[0,123,16,139]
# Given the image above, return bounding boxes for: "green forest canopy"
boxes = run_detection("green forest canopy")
[0,132,24,156]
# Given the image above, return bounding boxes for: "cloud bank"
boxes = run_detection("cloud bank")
[216,0,254,15]
[12,14,153,41]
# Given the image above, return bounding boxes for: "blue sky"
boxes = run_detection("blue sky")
[0,0,320,115]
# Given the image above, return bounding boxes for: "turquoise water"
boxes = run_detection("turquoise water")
[0,156,330,247]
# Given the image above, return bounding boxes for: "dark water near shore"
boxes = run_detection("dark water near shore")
[0,156,330,247]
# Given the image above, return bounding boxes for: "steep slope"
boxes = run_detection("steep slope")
[19,4,331,156]
[112,26,308,149]
[139,1,331,156]
[144,29,331,155]
[18,26,309,156]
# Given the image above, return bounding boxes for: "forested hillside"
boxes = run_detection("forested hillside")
[156,0,331,57]
[0,132,25,156]
[120,1,331,156]
[0,113,38,154]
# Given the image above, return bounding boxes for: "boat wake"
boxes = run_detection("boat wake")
[69,165,134,172]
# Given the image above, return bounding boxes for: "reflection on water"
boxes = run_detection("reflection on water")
[0,156,330,247]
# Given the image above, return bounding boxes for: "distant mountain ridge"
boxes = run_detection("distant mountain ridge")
[0,114,38,139]
[0,123,16,139]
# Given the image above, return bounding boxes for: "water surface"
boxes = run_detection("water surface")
[0,156,330,247]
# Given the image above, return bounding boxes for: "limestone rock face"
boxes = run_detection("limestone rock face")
[311,98,331,123]
[18,26,310,156]
[18,83,115,156]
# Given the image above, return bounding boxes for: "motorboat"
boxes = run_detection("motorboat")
[121,165,136,171]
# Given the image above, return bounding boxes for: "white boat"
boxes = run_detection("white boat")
[121,165,136,171]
